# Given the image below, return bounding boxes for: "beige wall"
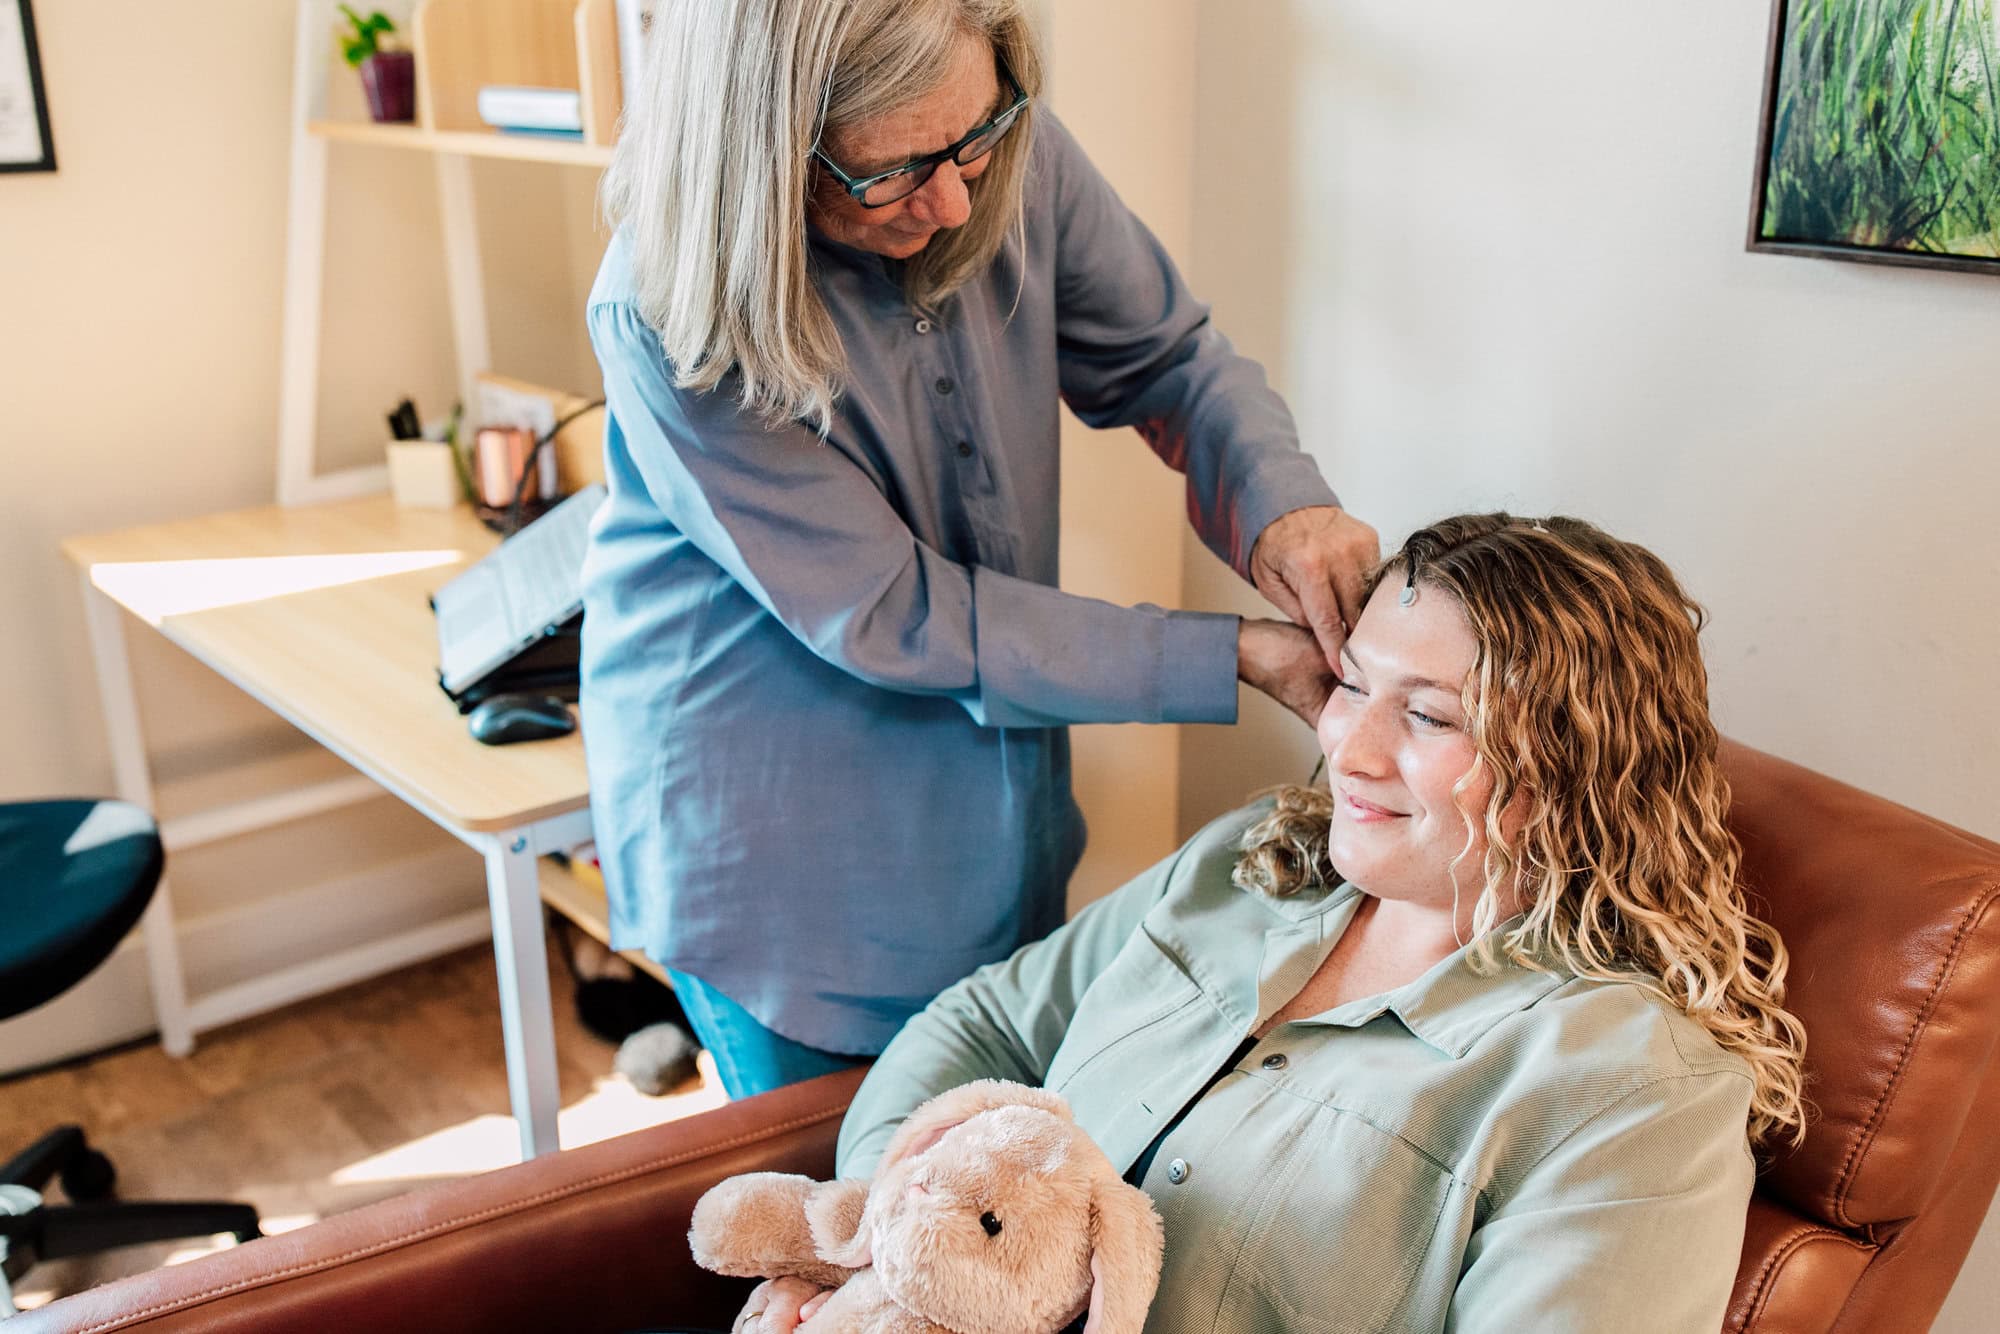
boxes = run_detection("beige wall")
[1046,0,1200,909]
[1179,2,2000,1323]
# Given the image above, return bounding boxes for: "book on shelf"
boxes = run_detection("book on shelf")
[477,85,584,133]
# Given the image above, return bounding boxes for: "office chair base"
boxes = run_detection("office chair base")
[0,1138,263,1313]
[1,1126,114,1203]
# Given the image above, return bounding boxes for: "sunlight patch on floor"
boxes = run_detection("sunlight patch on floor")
[331,1057,727,1186]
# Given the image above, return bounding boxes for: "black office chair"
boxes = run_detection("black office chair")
[0,799,260,1316]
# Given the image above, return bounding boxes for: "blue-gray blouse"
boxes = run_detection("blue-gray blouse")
[579,113,1337,1054]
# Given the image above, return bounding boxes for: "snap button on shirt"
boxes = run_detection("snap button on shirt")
[956,441,974,458]
[935,377,955,395]
[1262,1052,1288,1071]
[1166,1158,1189,1185]
[914,318,933,334]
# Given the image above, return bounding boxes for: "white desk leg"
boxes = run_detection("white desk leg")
[79,575,195,1058]
[483,832,560,1160]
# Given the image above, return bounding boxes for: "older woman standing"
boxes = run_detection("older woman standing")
[582,0,1376,1099]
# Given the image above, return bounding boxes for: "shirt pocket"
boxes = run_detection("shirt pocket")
[1046,939,1215,1155]
[1048,937,1204,1084]
[1222,1102,1454,1334]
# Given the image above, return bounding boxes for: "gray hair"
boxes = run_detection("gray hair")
[601,0,1044,434]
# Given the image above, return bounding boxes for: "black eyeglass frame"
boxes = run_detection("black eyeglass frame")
[813,64,1031,208]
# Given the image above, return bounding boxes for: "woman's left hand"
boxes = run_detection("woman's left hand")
[733,1277,833,1332]
[1249,506,1382,669]
[1238,618,1338,725]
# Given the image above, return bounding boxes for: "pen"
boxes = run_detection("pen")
[388,398,422,440]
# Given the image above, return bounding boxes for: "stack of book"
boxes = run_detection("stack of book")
[476,85,583,137]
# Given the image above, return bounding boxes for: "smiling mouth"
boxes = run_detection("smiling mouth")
[1341,792,1407,820]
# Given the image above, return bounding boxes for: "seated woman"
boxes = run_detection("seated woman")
[745,512,1808,1333]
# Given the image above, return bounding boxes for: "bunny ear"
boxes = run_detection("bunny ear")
[877,1080,1073,1175]
[805,1177,873,1270]
[1081,1174,1166,1334]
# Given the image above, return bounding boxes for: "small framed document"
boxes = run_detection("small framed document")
[0,0,55,174]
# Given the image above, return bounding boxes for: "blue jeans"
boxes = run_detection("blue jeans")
[665,969,868,1100]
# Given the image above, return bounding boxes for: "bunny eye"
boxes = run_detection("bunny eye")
[978,1211,1003,1237]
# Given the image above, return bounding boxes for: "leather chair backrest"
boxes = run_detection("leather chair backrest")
[1720,741,2000,1236]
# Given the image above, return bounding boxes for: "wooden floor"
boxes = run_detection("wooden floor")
[0,939,725,1313]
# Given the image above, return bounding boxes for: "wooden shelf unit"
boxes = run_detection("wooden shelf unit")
[280,0,624,505]
[538,856,673,988]
[412,0,622,147]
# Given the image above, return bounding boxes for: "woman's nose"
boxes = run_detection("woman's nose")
[1327,702,1393,777]
[906,161,972,229]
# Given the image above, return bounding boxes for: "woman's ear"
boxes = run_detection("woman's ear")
[1081,1174,1165,1334]
[877,1080,1072,1175]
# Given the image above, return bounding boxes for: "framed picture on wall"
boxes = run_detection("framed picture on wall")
[1749,0,2000,276]
[0,0,55,174]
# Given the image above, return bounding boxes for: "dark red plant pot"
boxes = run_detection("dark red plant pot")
[359,50,416,123]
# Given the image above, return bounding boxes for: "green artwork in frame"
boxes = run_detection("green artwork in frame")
[1750,0,2000,275]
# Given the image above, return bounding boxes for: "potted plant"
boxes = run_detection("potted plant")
[340,5,415,124]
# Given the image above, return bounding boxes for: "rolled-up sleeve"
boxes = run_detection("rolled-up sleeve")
[1041,115,1339,579]
[1447,1071,1757,1333]
[589,299,1238,727]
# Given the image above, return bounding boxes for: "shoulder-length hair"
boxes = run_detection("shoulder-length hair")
[601,0,1043,434]
[1234,514,1810,1148]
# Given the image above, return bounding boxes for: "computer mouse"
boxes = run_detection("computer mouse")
[467,692,576,745]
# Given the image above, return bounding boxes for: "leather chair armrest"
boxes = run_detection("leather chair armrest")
[20,1068,868,1334]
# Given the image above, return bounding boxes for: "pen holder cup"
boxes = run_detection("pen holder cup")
[386,441,462,509]
[472,425,555,527]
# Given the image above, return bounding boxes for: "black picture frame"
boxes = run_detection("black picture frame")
[1748,0,2000,277]
[0,0,56,175]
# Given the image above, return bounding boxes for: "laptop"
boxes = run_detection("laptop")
[433,482,607,697]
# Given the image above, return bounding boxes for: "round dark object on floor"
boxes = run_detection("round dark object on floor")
[60,1145,118,1201]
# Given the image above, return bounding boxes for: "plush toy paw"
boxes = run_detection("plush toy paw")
[690,1172,862,1292]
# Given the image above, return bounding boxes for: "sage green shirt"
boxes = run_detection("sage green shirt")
[838,802,1756,1333]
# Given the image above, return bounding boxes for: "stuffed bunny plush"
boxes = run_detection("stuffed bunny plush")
[689,1080,1164,1333]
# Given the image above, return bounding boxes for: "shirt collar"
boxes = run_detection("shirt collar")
[806,226,907,291]
[1266,882,1572,1059]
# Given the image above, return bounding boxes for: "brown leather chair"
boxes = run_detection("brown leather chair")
[18,741,2000,1333]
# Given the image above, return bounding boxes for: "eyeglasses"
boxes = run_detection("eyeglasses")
[814,67,1030,208]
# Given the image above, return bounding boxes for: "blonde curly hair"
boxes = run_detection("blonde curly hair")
[1233,513,1809,1147]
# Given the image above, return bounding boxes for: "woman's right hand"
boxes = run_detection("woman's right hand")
[1238,618,1337,725]
[733,1277,835,1332]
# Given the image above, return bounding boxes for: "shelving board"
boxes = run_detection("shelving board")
[307,118,614,167]
[537,855,673,989]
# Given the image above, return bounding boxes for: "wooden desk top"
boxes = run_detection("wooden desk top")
[64,496,590,834]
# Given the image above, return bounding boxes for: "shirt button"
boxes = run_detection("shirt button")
[1166,1158,1189,1184]
[935,377,954,395]
[1261,1053,1288,1071]
[956,441,974,458]
[914,318,933,334]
